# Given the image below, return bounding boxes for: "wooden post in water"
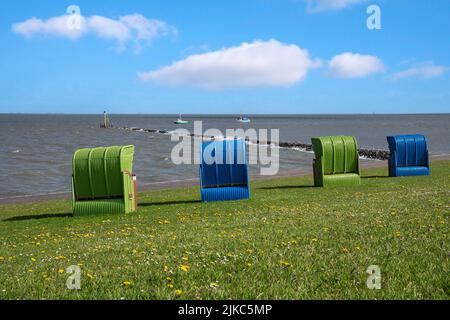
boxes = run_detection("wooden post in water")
[101,111,111,128]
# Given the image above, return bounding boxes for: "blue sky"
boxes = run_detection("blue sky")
[0,0,449,114]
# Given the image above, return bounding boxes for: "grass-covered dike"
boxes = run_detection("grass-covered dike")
[0,161,448,300]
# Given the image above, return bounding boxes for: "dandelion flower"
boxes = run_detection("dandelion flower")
[180,264,190,272]
[175,289,182,296]
[209,282,219,289]
[279,261,291,269]
[122,281,132,286]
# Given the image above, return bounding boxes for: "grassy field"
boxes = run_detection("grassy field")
[0,161,448,300]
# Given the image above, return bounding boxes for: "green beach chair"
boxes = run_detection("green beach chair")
[71,145,137,216]
[311,136,361,187]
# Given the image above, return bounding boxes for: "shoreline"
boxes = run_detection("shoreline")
[1,155,449,206]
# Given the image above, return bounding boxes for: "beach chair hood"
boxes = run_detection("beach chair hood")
[311,136,361,187]
[386,134,429,177]
[200,139,250,202]
[72,145,137,215]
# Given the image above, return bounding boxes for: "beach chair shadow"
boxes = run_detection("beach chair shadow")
[3,213,73,222]
[259,185,315,190]
[361,175,390,179]
[139,200,200,207]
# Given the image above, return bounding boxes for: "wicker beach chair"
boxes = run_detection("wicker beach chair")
[311,136,361,187]
[200,139,250,202]
[71,145,137,216]
[386,134,430,177]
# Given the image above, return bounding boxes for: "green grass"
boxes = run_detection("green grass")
[0,161,448,300]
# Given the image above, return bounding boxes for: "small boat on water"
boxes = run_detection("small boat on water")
[236,115,251,123]
[174,114,189,124]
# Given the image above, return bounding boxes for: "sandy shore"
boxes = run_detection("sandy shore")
[1,155,448,205]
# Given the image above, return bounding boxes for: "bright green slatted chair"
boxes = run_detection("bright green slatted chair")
[311,136,361,187]
[72,145,137,216]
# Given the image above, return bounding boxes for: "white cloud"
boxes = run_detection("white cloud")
[305,0,365,12]
[12,13,177,50]
[88,15,130,43]
[328,52,384,78]
[138,39,321,89]
[12,15,88,39]
[389,63,448,80]
[120,14,178,41]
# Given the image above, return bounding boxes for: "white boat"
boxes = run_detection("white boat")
[174,114,189,124]
[236,115,251,123]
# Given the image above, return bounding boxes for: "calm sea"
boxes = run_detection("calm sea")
[0,114,449,198]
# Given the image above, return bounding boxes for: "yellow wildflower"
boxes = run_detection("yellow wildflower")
[180,264,190,272]
[166,277,174,288]
[175,289,182,296]
[279,260,291,269]
[122,281,132,286]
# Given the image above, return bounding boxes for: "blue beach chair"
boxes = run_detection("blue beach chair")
[199,139,250,202]
[386,134,430,177]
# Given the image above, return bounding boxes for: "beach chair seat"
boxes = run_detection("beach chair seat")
[386,135,429,177]
[201,186,250,202]
[71,199,125,216]
[312,136,361,187]
[200,139,250,202]
[72,145,137,216]
[322,173,361,187]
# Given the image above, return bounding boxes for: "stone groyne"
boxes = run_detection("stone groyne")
[115,126,390,160]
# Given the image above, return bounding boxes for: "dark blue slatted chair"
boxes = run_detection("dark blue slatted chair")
[386,134,430,177]
[200,139,250,202]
